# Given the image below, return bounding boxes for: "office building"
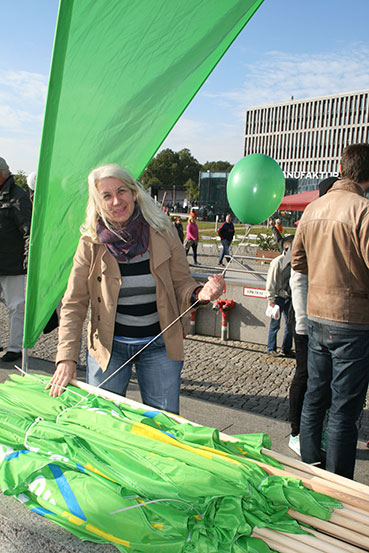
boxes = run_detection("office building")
[244,89,369,190]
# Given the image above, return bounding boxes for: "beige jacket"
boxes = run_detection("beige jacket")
[56,226,198,370]
[291,178,369,324]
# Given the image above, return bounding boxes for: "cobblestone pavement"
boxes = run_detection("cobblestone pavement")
[1,300,368,440]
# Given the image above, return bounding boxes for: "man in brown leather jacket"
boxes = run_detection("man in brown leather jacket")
[291,143,369,479]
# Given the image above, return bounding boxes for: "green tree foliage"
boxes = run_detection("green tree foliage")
[13,170,28,191]
[140,148,201,189]
[201,160,233,172]
[184,178,199,204]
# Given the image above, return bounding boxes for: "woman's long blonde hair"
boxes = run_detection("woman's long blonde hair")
[81,163,172,239]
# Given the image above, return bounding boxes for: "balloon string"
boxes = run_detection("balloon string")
[92,224,252,399]
[90,299,200,397]
[19,225,253,408]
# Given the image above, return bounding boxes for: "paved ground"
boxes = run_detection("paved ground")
[1,299,368,440]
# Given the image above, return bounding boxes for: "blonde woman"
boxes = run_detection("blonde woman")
[47,164,224,414]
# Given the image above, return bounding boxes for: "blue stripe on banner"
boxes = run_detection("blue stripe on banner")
[161,430,176,439]
[48,464,86,521]
[6,450,30,461]
[31,506,55,516]
[143,410,160,419]
[76,464,86,473]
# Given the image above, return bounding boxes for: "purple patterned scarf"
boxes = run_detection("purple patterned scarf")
[96,207,149,261]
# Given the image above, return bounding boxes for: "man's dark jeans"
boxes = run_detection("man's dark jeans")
[218,239,231,264]
[289,333,308,436]
[300,319,369,479]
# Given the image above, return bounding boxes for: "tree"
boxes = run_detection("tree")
[140,148,201,189]
[184,178,199,204]
[177,148,201,185]
[140,149,179,189]
[201,160,233,172]
[13,170,28,191]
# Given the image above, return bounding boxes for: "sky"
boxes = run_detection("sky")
[1,0,369,174]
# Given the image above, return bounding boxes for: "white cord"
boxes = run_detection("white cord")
[110,497,203,518]
[24,416,44,452]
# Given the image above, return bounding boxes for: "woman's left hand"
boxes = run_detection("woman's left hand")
[198,274,225,302]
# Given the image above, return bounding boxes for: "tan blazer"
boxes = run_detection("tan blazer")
[292,178,369,324]
[56,226,198,370]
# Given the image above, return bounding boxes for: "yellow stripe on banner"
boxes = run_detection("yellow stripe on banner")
[62,511,85,525]
[131,422,212,460]
[150,522,164,530]
[85,523,130,546]
[84,463,115,482]
[235,445,249,456]
[199,445,241,465]
[62,512,130,546]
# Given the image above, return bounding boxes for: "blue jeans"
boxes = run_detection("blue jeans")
[300,320,369,479]
[87,335,183,414]
[218,240,231,264]
[267,297,293,353]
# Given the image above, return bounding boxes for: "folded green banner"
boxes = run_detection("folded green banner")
[0,375,341,552]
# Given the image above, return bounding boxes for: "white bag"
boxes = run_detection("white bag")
[266,304,280,320]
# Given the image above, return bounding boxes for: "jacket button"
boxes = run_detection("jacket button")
[98,297,101,302]
[97,276,102,282]
[97,315,100,321]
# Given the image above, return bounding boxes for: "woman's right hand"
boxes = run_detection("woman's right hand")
[46,360,77,397]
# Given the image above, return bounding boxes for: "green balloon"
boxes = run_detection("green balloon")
[227,154,285,224]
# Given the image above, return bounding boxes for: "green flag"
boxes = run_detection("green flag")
[23,0,264,347]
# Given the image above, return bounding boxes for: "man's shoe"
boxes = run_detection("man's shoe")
[1,351,22,363]
[218,262,224,266]
[281,350,296,358]
[288,434,301,456]
[267,350,279,357]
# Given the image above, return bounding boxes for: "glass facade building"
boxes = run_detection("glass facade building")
[198,171,231,216]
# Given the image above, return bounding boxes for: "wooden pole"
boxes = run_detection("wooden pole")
[289,509,369,550]
[307,528,368,553]
[333,503,369,528]
[253,527,323,553]
[252,534,296,553]
[329,511,369,537]
[262,528,354,553]
[262,448,369,498]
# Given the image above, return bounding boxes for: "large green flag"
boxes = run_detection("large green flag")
[23,0,264,347]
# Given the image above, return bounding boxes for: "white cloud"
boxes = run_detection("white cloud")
[0,135,40,174]
[209,44,369,113]
[0,70,48,107]
[164,43,369,163]
[0,69,48,171]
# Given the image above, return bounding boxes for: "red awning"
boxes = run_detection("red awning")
[278,189,319,211]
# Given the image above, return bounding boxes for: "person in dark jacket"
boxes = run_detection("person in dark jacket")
[217,214,234,266]
[174,216,184,243]
[0,157,32,362]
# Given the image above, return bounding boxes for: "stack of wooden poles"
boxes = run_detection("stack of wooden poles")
[72,379,369,553]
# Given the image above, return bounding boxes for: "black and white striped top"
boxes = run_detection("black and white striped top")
[114,250,160,339]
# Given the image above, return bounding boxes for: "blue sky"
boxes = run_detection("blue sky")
[1,0,369,174]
